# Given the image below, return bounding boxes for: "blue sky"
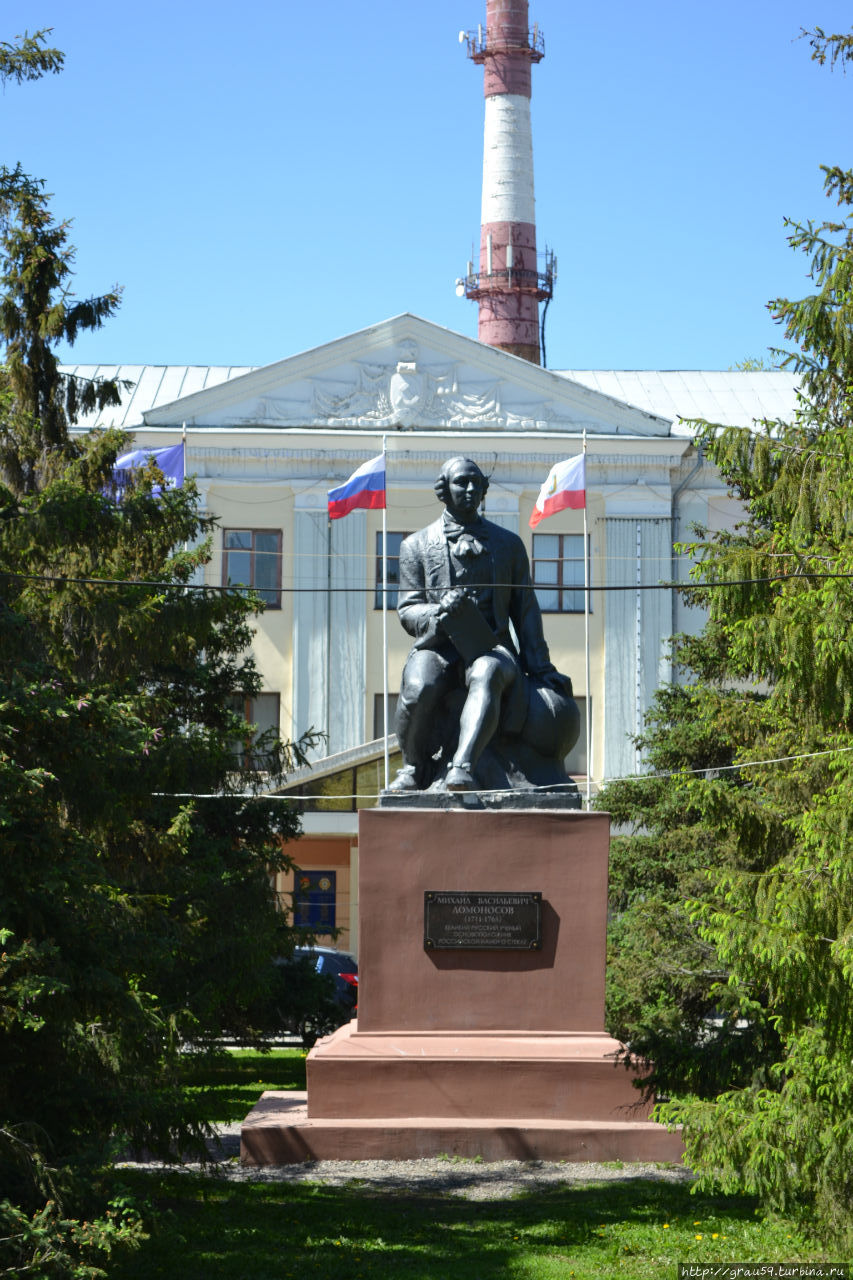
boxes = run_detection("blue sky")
[4,0,851,371]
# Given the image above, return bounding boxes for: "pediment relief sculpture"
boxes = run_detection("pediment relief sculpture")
[241,343,560,430]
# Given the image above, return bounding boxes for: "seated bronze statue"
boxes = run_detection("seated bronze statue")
[388,456,580,794]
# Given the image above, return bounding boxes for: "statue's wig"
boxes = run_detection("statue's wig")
[434,456,489,505]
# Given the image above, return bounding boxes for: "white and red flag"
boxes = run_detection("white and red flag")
[529,455,586,528]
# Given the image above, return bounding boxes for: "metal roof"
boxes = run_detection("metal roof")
[61,362,801,435]
[62,364,256,430]
[554,369,800,434]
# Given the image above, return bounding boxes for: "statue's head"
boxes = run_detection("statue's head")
[435,456,489,522]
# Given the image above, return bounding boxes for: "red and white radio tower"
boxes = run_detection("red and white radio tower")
[459,0,555,366]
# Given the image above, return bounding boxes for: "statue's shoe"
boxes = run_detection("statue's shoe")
[387,765,418,792]
[445,763,475,791]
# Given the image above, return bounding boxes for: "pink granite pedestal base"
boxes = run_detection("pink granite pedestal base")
[241,808,682,1165]
[241,1091,682,1164]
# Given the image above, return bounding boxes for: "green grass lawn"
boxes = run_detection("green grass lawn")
[179,1047,307,1123]
[104,1050,828,1280]
[106,1172,827,1280]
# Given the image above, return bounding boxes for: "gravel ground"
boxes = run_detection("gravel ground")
[116,1122,693,1199]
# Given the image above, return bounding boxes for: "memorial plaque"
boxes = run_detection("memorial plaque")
[424,891,542,950]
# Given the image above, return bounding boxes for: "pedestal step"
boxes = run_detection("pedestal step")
[240,1092,684,1165]
[306,1024,651,1122]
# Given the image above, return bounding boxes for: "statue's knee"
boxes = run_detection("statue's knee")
[400,660,449,711]
[469,654,513,693]
[397,676,420,710]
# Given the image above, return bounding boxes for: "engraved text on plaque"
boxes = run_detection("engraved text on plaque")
[424,891,542,950]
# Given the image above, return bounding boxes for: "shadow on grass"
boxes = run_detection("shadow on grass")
[179,1050,307,1125]
[106,1171,783,1280]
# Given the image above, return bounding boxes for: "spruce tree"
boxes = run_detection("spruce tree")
[602,681,783,1101]
[0,163,123,493]
[0,27,63,85]
[601,27,853,1244]
[0,29,315,1276]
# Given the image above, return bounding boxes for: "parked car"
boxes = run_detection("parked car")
[299,947,358,1013]
[274,946,358,1047]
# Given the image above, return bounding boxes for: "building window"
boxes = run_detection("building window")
[374,532,411,608]
[223,529,282,608]
[294,870,336,930]
[229,692,280,770]
[564,696,590,778]
[532,533,590,613]
[373,693,399,739]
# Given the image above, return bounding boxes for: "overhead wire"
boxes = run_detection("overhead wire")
[151,743,853,804]
[4,569,853,594]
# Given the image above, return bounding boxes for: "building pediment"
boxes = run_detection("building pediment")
[142,315,671,437]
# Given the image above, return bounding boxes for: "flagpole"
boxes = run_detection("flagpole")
[326,511,332,750]
[381,435,389,791]
[583,430,591,810]
[181,421,188,555]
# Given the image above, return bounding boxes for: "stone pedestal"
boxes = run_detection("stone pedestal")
[241,807,682,1164]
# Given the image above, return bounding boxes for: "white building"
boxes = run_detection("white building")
[67,313,798,951]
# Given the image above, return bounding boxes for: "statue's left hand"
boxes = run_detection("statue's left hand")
[536,667,574,699]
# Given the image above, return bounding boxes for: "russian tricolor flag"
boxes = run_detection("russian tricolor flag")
[328,453,386,520]
[529,455,586,528]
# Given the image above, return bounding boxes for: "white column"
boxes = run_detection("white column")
[189,479,210,587]
[603,516,672,782]
[483,491,520,534]
[292,494,329,758]
[329,510,366,755]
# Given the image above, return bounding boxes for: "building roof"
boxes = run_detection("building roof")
[62,364,255,430]
[555,369,799,434]
[64,362,800,436]
[81,316,674,437]
[61,320,800,437]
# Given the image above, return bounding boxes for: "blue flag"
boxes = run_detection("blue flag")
[111,442,185,500]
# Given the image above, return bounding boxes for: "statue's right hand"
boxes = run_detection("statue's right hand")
[438,587,466,620]
[417,606,444,642]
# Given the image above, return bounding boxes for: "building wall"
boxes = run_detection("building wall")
[181,432,730,939]
[274,837,358,956]
[168,430,715,797]
[66,339,794,959]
